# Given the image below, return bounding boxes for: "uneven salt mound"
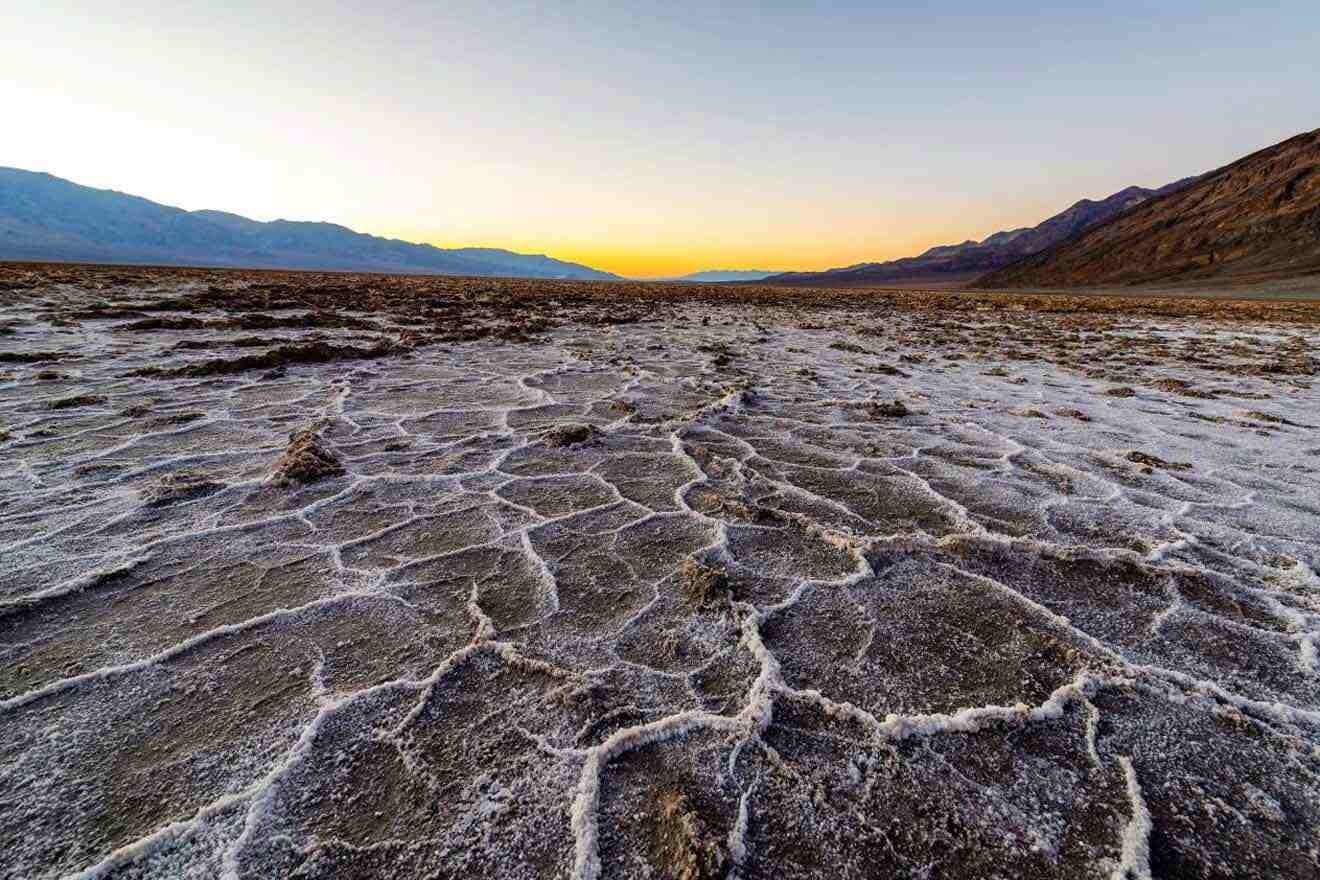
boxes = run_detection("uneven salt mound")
[679,557,730,607]
[2,280,1319,879]
[269,428,344,486]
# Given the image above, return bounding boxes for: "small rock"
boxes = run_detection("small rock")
[271,428,345,486]
[1125,450,1191,471]
[49,394,106,409]
[680,558,729,607]
[869,399,910,418]
[543,423,597,447]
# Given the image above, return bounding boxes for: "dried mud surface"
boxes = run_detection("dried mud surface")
[2,263,1320,880]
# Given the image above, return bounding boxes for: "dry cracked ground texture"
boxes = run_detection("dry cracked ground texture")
[2,264,1320,879]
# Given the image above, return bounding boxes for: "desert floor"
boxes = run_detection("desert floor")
[2,263,1319,879]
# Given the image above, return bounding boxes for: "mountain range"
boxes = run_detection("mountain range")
[5,128,1318,290]
[757,178,1198,288]
[974,128,1320,289]
[0,168,618,280]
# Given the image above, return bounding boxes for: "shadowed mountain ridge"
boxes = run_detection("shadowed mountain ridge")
[0,167,619,279]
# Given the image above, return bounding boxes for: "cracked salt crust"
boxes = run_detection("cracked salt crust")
[1,277,1319,879]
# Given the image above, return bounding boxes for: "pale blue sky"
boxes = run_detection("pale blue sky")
[4,1,1317,275]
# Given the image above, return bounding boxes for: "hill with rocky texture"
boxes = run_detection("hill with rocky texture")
[975,129,1320,289]
[758,178,1195,288]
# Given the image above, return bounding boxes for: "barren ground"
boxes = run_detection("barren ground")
[2,263,1319,880]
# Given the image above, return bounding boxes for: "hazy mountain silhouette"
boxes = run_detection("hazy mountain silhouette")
[665,269,781,282]
[758,177,1196,288]
[0,168,619,280]
[975,128,1320,289]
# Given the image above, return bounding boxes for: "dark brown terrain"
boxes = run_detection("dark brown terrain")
[756,180,1195,288]
[977,128,1320,289]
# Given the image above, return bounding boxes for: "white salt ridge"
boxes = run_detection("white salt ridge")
[67,793,252,880]
[1,550,152,607]
[1111,756,1154,880]
[726,782,754,868]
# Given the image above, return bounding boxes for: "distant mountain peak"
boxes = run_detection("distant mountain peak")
[663,268,782,283]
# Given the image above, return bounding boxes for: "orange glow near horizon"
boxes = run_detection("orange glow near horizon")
[385,223,978,279]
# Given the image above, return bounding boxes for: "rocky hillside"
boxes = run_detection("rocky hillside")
[975,129,1320,289]
[758,179,1193,288]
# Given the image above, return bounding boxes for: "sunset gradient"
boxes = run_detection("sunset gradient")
[4,1,1317,278]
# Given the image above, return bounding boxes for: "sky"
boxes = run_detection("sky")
[3,2,1318,278]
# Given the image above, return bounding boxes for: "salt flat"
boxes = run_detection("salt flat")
[1,266,1319,879]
